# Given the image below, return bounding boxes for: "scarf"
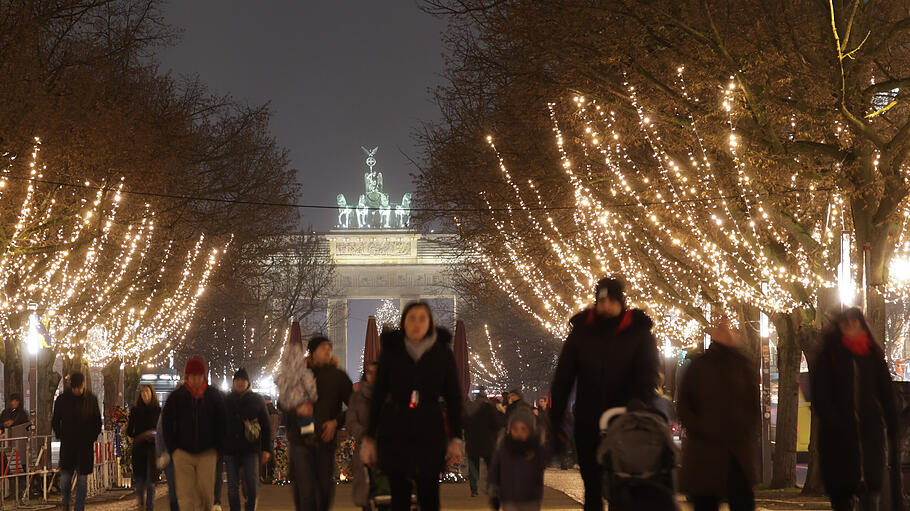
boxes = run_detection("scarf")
[187,380,208,400]
[405,329,438,362]
[842,332,871,356]
[503,434,539,459]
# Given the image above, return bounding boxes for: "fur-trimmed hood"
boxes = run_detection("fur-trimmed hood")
[379,327,453,348]
[568,307,654,332]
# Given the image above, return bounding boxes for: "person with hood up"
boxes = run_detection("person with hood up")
[810,307,901,511]
[161,356,228,511]
[346,361,378,510]
[224,368,272,511]
[127,384,161,511]
[464,388,501,497]
[488,405,552,511]
[285,336,353,511]
[677,317,760,511]
[550,277,660,511]
[360,301,464,511]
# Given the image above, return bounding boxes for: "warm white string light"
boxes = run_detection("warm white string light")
[0,141,224,366]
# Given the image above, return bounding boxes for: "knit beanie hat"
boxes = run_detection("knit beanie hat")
[184,356,207,376]
[595,277,625,306]
[307,336,331,356]
[508,404,537,433]
[233,368,250,382]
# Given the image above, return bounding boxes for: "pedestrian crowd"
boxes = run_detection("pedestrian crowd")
[36,276,902,511]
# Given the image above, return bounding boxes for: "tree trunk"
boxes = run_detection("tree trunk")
[771,312,801,488]
[4,336,22,402]
[102,359,121,419]
[36,347,60,436]
[739,304,767,483]
[124,365,140,407]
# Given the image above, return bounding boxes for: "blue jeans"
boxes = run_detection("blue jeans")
[225,453,259,511]
[59,468,87,511]
[164,461,180,511]
[135,454,156,510]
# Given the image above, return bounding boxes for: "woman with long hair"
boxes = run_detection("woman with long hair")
[810,307,900,511]
[361,301,464,511]
[127,384,161,511]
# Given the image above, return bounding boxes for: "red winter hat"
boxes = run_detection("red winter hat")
[185,356,207,376]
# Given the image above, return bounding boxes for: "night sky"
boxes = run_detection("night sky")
[157,0,446,231]
[156,2,449,378]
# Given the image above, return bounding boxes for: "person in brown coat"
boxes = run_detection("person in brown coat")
[677,318,759,511]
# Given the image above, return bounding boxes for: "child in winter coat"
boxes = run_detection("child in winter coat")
[276,338,319,435]
[488,406,552,511]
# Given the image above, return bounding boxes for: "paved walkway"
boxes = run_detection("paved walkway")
[142,469,832,510]
[151,479,580,510]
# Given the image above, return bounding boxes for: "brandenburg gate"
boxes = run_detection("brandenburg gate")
[324,147,461,375]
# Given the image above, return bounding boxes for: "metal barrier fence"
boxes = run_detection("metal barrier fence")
[0,429,121,509]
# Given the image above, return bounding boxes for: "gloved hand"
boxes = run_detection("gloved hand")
[489,497,500,510]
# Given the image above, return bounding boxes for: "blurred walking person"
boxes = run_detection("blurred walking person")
[224,368,272,511]
[677,317,759,511]
[811,307,901,511]
[488,406,551,511]
[464,388,500,497]
[162,356,227,511]
[284,336,352,511]
[155,407,180,511]
[346,361,378,510]
[52,372,102,511]
[128,384,161,511]
[550,278,660,511]
[361,301,464,511]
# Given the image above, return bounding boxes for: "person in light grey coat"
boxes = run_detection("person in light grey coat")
[346,362,378,510]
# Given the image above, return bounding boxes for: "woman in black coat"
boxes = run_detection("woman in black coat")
[361,301,464,511]
[127,384,161,511]
[810,307,900,511]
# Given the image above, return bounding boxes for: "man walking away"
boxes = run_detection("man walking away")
[464,388,500,497]
[52,372,102,511]
[550,277,660,511]
[224,368,272,511]
[677,318,759,511]
[162,357,227,511]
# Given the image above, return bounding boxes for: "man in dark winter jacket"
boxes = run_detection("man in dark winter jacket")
[162,357,227,511]
[550,277,660,511]
[0,393,29,432]
[52,372,102,511]
[678,318,760,511]
[224,368,272,511]
[464,388,500,497]
[286,336,353,511]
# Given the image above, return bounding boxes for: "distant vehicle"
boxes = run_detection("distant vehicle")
[139,372,180,403]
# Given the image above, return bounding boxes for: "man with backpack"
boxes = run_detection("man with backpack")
[550,277,660,511]
[677,318,759,511]
[224,368,272,511]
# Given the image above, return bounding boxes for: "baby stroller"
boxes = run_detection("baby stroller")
[597,401,679,511]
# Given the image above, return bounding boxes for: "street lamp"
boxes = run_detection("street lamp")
[839,230,855,306]
[26,312,42,355]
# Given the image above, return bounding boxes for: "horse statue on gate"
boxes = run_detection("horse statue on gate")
[337,194,353,228]
[356,195,370,228]
[395,193,412,228]
[379,195,392,228]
